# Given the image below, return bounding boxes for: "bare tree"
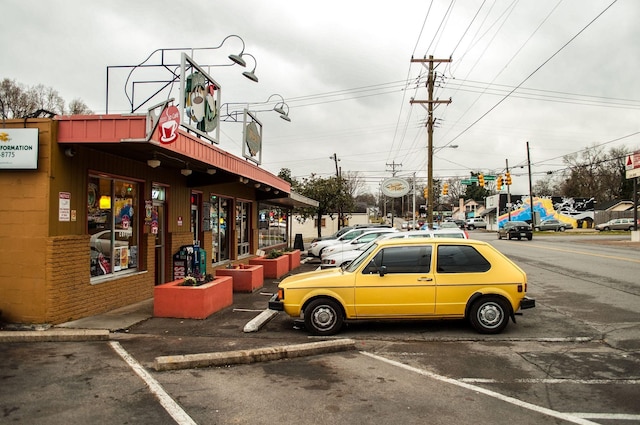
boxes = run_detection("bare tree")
[1,78,92,118]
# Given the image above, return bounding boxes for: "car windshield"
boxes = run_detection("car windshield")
[344,242,378,272]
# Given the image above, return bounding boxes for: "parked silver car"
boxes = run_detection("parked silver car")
[534,219,573,232]
[595,218,637,231]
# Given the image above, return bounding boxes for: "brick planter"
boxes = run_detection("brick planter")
[282,249,301,270]
[153,276,233,319]
[249,255,289,279]
[215,264,264,293]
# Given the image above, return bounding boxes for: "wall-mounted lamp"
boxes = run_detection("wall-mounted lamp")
[147,158,161,168]
[181,164,192,176]
[64,147,75,158]
[265,187,271,192]
[273,190,280,195]
[239,177,249,184]
[277,103,291,122]
[207,168,217,175]
[254,183,261,188]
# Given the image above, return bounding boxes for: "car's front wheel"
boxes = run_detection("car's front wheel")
[304,298,344,336]
[559,227,565,232]
[469,296,510,334]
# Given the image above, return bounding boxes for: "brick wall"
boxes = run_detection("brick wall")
[44,234,154,324]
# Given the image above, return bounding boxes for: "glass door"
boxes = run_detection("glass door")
[211,195,230,264]
[153,201,165,285]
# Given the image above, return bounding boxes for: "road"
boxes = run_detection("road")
[1,231,639,424]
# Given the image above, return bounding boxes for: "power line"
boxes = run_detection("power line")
[444,0,619,146]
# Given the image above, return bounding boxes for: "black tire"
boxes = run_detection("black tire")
[534,227,540,231]
[469,296,510,334]
[497,232,502,240]
[304,298,344,336]
[559,227,565,232]
[526,234,533,240]
[516,235,521,240]
[604,226,610,231]
[468,225,475,230]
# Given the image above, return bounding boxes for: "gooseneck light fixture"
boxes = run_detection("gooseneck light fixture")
[241,54,259,83]
[219,93,292,122]
[108,34,260,114]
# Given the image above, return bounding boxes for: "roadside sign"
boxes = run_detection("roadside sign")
[625,151,640,179]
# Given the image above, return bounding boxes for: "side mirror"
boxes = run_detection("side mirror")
[379,265,387,277]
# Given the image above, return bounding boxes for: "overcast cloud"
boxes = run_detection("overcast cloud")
[2,0,639,195]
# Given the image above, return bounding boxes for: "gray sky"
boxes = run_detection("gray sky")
[2,0,639,196]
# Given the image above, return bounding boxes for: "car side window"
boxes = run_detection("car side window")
[436,245,491,273]
[362,246,432,274]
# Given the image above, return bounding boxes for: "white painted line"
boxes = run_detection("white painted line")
[109,341,197,425]
[232,308,264,313]
[361,351,600,425]
[460,377,640,385]
[569,413,640,421]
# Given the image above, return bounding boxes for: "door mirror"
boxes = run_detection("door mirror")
[379,265,387,277]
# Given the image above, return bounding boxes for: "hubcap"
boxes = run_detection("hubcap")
[478,303,503,328]
[313,306,335,329]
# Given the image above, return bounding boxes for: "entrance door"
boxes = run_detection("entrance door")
[153,202,165,285]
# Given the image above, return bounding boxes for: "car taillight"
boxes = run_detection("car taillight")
[463,230,469,238]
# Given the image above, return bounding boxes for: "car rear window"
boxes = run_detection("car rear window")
[436,245,491,273]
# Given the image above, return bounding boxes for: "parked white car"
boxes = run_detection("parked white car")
[308,227,394,257]
[320,229,467,269]
[320,228,398,259]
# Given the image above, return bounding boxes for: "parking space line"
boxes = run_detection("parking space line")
[109,342,197,425]
[569,413,640,421]
[460,377,640,385]
[361,351,600,425]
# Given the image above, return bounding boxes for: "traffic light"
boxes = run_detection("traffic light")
[442,183,449,195]
[423,187,428,198]
[505,172,512,185]
[478,174,485,187]
[496,175,503,190]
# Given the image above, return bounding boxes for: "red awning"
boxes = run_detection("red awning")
[55,114,290,193]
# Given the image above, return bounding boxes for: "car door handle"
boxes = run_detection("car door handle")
[417,277,433,282]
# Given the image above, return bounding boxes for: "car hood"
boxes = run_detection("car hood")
[279,267,345,288]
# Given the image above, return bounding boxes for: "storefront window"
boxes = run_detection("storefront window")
[236,200,250,257]
[210,195,230,264]
[258,204,287,248]
[88,176,138,279]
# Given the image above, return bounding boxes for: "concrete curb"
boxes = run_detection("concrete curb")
[243,309,278,333]
[153,338,356,371]
[0,329,110,342]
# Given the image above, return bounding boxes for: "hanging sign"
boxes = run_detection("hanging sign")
[157,105,180,144]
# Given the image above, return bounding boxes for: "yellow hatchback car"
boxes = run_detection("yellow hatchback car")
[269,238,534,335]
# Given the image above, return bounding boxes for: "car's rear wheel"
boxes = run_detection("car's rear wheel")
[469,296,510,334]
[534,226,540,231]
[497,233,502,240]
[304,298,344,336]
[559,227,565,232]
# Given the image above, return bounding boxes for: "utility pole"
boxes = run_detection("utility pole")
[385,160,402,176]
[527,141,535,226]
[410,55,451,229]
[505,159,512,222]
[330,153,343,229]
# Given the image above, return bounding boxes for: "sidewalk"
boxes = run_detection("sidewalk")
[0,255,354,369]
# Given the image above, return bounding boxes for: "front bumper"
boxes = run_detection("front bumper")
[520,297,535,310]
[269,293,284,311]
